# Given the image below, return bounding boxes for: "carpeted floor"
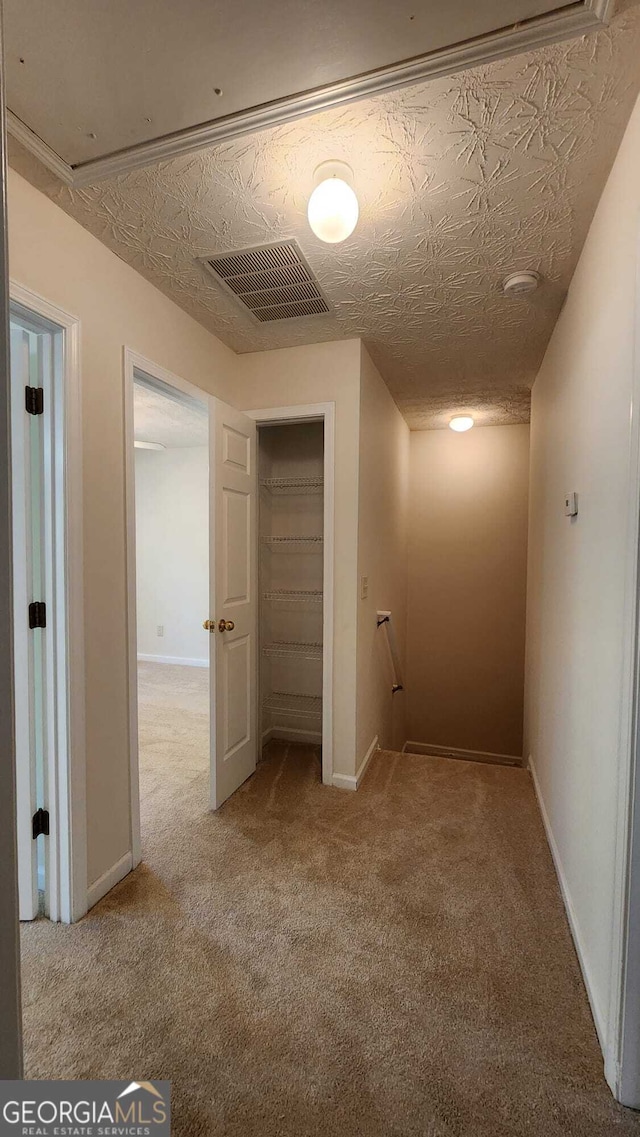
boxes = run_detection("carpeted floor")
[20,662,640,1136]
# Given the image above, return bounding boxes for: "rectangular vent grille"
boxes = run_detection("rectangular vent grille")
[199,240,331,323]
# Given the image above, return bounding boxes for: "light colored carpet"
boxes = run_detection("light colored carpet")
[20,662,640,1135]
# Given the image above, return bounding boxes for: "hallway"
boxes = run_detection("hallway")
[19,663,638,1135]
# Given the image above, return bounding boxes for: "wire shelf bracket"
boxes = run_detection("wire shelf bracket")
[260,476,324,495]
[263,640,323,659]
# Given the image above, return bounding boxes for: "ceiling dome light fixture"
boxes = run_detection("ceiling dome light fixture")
[307,160,359,244]
[503,271,539,297]
[134,440,166,450]
[449,415,474,432]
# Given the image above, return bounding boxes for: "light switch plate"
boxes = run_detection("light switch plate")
[360,576,369,600]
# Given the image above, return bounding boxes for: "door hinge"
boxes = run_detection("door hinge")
[25,386,44,415]
[28,601,47,629]
[32,808,50,839]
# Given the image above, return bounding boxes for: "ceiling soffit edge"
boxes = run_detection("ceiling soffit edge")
[6,110,74,186]
[7,0,612,188]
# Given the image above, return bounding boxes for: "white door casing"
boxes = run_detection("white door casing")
[10,323,39,920]
[209,398,258,808]
[10,286,86,924]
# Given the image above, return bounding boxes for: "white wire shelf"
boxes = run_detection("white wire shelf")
[262,589,323,605]
[263,692,323,719]
[260,476,324,495]
[263,535,323,551]
[263,640,323,660]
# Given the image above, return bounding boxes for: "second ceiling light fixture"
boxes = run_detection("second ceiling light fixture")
[307,161,359,244]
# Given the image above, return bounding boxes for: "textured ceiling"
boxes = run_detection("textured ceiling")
[10,3,640,428]
[134,380,208,448]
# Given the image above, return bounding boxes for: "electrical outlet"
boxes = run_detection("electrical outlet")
[157,625,164,637]
[360,576,369,600]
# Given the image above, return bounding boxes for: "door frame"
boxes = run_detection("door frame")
[245,402,335,787]
[1,35,22,1068]
[10,281,86,924]
[123,347,214,862]
[606,223,640,1105]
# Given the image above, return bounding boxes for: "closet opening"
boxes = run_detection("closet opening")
[251,405,334,786]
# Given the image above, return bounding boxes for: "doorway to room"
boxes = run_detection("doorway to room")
[131,365,211,855]
[125,352,260,865]
[125,360,337,865]
[9,284,85,927]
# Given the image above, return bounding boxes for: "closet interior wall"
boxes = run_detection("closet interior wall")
[258,422,324,751]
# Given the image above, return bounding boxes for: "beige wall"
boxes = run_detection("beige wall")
[135,447,209,665]
[234,339,362,778]
[524,92,640,1048]
[407,425,529,758]
[356,345,409,765]
[8,169,238,889]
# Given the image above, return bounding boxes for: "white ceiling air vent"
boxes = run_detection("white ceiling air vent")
[199,240,332,323]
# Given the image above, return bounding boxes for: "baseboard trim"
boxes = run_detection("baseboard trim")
[529,755,606,1050]
[402,739,522,767]
[87,852,133,911]
[137,653,209,668]
[332,735,379,792]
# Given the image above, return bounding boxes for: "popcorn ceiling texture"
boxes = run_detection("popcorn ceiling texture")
[10,5,640,427]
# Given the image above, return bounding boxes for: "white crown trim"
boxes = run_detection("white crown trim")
[9,2,611,188]
[7,110,74,185]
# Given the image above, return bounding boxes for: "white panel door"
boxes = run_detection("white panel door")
[209,399,257,808]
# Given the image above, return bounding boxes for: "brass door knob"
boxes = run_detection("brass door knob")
[218,619,235,632]
[203,619,215,632]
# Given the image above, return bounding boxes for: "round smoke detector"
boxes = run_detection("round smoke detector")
[503,271,539,297]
